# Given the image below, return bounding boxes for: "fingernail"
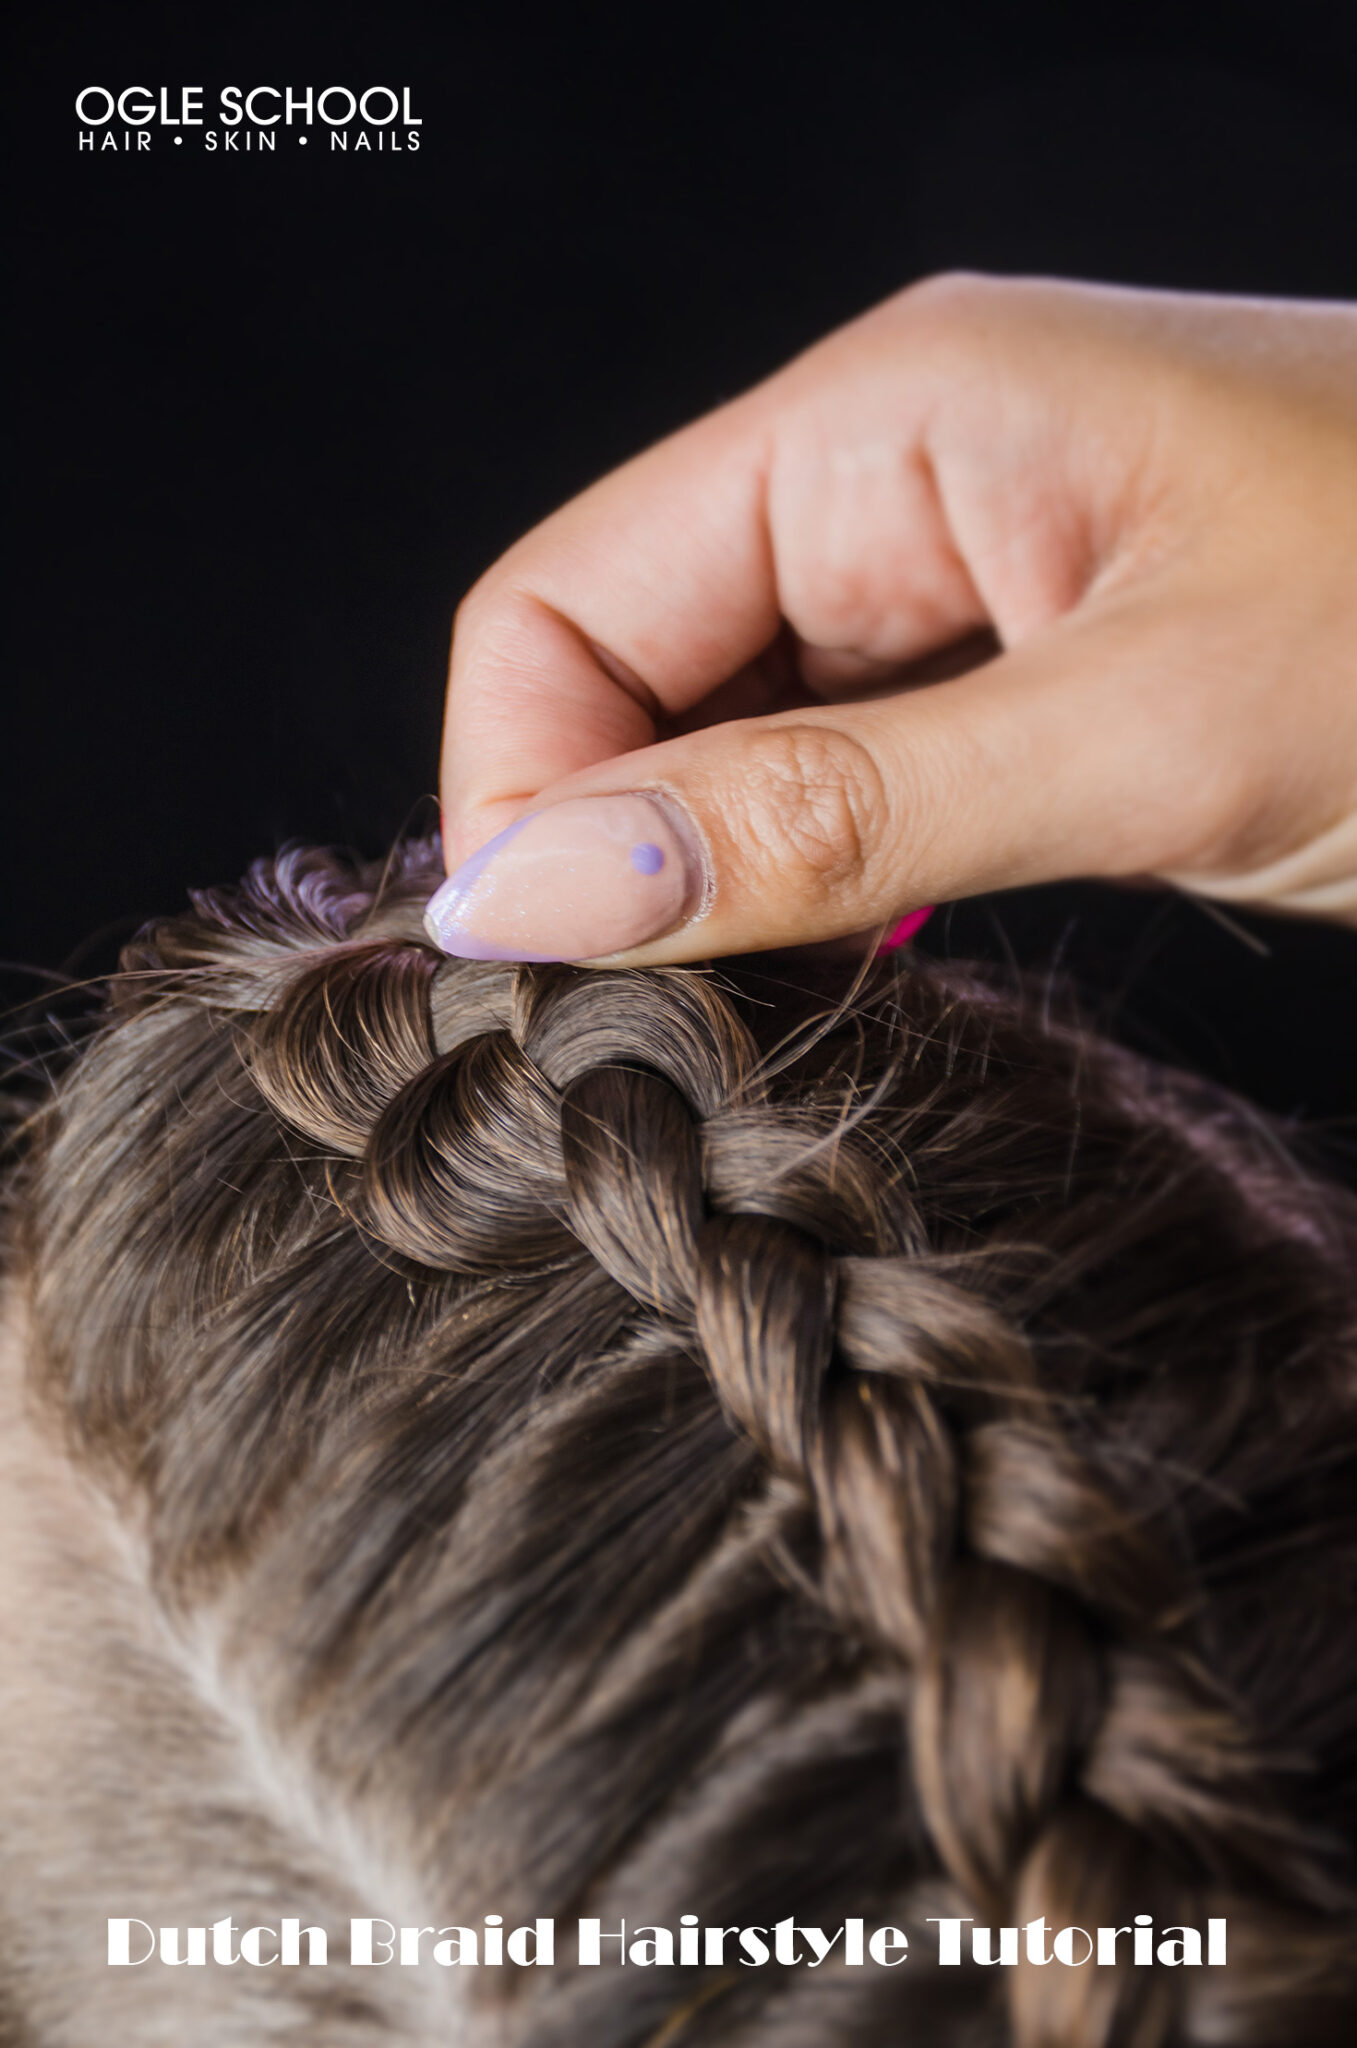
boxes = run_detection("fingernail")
[424,794,701,962]
[877,907,934,952]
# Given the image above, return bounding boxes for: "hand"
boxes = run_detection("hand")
[429,274,1357,964]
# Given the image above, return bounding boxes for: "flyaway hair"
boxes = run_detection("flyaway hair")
[2,838,1355,2046]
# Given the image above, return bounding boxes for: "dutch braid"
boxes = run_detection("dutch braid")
[21,843,1357,2047]
[242,911,1357,2045]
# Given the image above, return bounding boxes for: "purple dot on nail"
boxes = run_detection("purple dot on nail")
[630,841,665,875]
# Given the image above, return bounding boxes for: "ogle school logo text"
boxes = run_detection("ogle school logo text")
[75,86,422,152]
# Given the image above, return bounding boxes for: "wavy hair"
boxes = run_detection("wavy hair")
[4,838,1356,2046]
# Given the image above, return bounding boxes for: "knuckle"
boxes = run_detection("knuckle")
[892,268,1000,326]
[453,565,502,634]
[449,581,499,679]
[907,266,993,305]
[453,569,519,645]
[451,577,544,685]
[738,724,891,902]
[851,271,1015,379]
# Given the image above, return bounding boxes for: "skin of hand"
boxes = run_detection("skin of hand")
[430,274,1357,966]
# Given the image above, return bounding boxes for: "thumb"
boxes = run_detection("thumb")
[423,595,1241,965]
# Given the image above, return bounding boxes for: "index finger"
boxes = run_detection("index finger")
[439,286,990,865]
[440,399,781,863]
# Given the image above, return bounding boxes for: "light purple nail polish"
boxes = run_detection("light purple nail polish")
[429,815,535,915]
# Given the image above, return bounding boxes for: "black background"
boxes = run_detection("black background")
[7,2,1357,1154]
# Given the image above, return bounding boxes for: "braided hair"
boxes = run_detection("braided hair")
[12,838,1357,2045]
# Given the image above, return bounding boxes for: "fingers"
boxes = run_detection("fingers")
[440,280,1007,865]
[440,402,780,864]
[434,277,1357,952]
[425,593,1243,964]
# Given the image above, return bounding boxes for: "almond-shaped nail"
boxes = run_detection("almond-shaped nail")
[424,795,700,962]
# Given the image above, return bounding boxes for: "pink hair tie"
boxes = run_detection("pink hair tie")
[877,906,935,953]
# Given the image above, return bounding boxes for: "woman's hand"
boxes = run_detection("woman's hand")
[429,275,1357,964]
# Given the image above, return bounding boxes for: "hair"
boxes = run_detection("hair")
[2,837,1355,2047]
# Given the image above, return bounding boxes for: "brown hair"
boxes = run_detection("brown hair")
[3,837,1356,2046]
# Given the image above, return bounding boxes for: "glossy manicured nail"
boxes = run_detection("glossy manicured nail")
[424,795,700,962]
[877,907,935,952]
